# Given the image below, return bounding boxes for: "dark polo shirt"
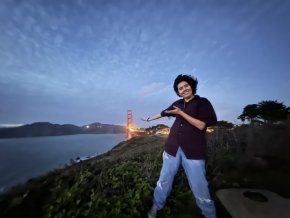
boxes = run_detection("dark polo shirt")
[160,95,217,159]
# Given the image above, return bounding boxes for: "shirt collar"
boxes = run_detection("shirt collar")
[183,95,199,103]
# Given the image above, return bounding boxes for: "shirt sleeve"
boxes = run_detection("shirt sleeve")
[197,98,217,127]
[160,104,176,117]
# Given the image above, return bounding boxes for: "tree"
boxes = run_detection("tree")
[238,104,259,123]
[238,100,289,124]
[258,100,288,124]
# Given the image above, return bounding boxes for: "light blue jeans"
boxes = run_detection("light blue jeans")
[153,147,216,218]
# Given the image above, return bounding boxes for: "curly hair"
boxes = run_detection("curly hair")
[173,74,198,97]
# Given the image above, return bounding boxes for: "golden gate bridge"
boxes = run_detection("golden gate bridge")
[126,109,145,139]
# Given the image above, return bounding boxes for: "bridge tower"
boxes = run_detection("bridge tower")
[127,109,133,129]
[127,109,133,139]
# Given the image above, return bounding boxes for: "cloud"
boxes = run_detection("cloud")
[136,82,169,97]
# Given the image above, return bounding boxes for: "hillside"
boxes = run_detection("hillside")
[0,135,165,218]
[0,122,125,138]
[0,125,290,217]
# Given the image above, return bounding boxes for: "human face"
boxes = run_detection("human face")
[177,81,193,100]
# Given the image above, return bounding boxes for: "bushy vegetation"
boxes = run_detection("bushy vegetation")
[206,120,290,199]
[238,100,289,124]
[44,161,155,218]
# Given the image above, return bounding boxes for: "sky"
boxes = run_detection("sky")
[0,0,289,128]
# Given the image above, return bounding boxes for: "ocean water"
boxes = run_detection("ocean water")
[0,134,126,193]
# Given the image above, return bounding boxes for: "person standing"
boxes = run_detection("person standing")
[142,74,217,218]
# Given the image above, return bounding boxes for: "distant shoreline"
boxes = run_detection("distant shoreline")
[0,122,126,138]
[0,132,126,140]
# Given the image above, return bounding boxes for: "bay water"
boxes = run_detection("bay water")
[0,133,126,193]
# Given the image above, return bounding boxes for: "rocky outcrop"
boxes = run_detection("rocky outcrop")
[217,188,290,218]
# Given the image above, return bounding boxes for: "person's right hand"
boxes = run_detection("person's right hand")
[141,117,148,122]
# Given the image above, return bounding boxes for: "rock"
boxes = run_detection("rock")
[216,188,290,218]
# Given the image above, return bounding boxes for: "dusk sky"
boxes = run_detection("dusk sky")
[0,0,289,128]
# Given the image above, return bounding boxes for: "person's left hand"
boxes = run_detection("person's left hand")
[165,106,182,115]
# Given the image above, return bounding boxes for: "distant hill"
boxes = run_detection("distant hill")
[0,122,126,138]
[81,122,126,134]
